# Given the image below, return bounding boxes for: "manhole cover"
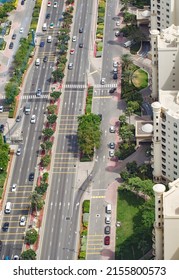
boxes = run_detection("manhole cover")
[96,214,100,217]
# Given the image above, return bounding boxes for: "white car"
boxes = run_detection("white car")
[101,78,105,85]
[19,27,24,33]
[19,216,26,227]
[70,49,75,55]
[116,21,120,26]
[105,216,111,224]
[113,61,118,67]
[13,255,19,260]
[109,150,115,157]
[72,36,77,42]
[47,1,51,7]
[30,115,36,124]
[53,2,57,8]
[12,184,17,192]
[109,126,115,133]
[113,67,118,73]
[49,22,54,29]
[16,148,21,156]
[0,105,3,113]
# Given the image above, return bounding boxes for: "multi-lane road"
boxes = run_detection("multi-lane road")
[0,0,123,260]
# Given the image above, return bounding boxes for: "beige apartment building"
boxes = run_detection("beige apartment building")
[149,1,179,260]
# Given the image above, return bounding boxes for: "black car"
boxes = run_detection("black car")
[12,33,16,40]
[79,27,83,33]
[43,56,48,62]
[2,222,9,232]
[21,0,24,5]
[0,124,4,133]
[29,172,34,182]
[9,42,14,49]
[46,13,50,19]
[79,43,83,48]
[113,73,118,80]
[109,87,116,94]
[109,142,115,149]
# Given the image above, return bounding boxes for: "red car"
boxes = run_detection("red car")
[104,236,110,245]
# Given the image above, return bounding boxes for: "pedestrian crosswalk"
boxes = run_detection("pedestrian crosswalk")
[0,83,118,99]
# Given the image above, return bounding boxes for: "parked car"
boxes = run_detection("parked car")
[105,216,111,224]
[19,27,24,33]
[113,73,118,80]
[113,61,118,67]
[109,150,115,157]
[104,236,110,245]
[115,30,120,37]
[109,88,116,94]
[9,42,14,49]
[12,33,16,40]
[19,216,26,227]
[109,126,115,133]
[30,115,36,124]
[21,0,25,5]
[0,105,3,113]
[0,124,4,133]
[116,21,120,26]
[109,142,115,149]
[2,222,9,232]
[104,226,111,234]
[72,36,77,42]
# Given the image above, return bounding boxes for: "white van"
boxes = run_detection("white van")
[35,58,40,66]
[47,35,52,43]
[124,40,132,48]
[42,23,47,31]
[5,202,12,214]
[106,204,112,214]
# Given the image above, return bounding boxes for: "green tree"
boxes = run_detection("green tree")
[50,91,61,101]
[121,54,132,71]
[35,182,48,195]
[52,68,64,82]
[29,191,43,212]
[41,155,51,167]
[123,12,136,25]
[42,128,54,138]
[25,228,38,245]
[47,105,57,114]
[21,249,36,260]
[0,151,9,171]
[47,114,57,124]
[127,100,140,113]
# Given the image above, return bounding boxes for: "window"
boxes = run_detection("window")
[174,131,177,135]
[174,165,177,169]
[174,123,177,128]
[174,171,177,175]
[174,158,177,162]
[174,151,177,155]
[174,138,177,142]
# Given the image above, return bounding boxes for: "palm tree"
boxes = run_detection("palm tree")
[121,54,132,71]
[29,191,42,214]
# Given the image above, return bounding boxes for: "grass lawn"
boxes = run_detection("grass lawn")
[115,189,150,260]
[132,69,148,89]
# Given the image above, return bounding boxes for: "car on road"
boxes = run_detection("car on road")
[53,2,57,8]
[109,142,115,149]
[49,22,54,29]
[79,27,83,33]
[113,61,118,67]
[12,33,16,40]
[36,88,42,97]
[109,150,115,157]
[70,49,75,55]
[104,226,111,234]
[113,67,118,73]
[40,41,45,47]
[79,43,83,48]
[47,1,51,6]
[4,256,10,260]
[16,148,21,156]
[35,58,40,66]
[68,63,73,70]
[105,216,111,224]
[43,56,48,62]
[46,13,50,19]
[19,216,26,227]
[16,115,21,122]
[12,184,17,192]
[113,73,118,80]
[29,172,34,182]
[109,87,116,94]
[19,27,24,33]
[0,124,4,133]
[104,236,110,245]
[9,42,14,49]
[21,0,25,5]
[0,105,3,113]
[109,126,115,133]
[2,222,9,232]
[72,36,77,42]
[101,78,105,85]
[116,21,120,26]
[13,255,19,260]
[30,115,36,124]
